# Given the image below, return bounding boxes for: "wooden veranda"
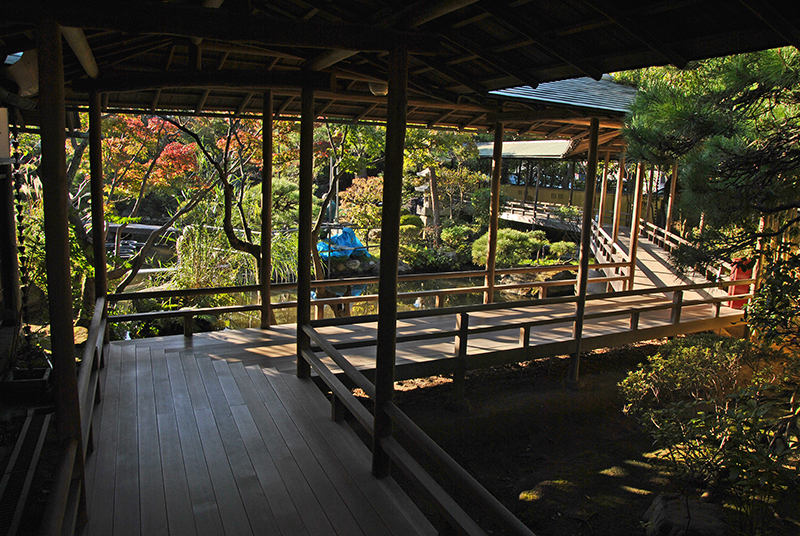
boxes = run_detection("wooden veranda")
[2,2,798,534]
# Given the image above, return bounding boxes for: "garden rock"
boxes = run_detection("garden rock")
[643,494,729,536]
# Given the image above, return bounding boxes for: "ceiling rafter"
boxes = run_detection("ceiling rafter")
[479,3,604,80]
[580,1,688,68]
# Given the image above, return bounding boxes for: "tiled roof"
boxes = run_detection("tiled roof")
[491,76,637,114]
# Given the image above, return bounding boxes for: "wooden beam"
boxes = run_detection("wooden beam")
[37,17,87,524]
[89,91,107,300]
[740,0,800,50]
[612,152,626,243]
[597,151,610,225]
[73,69,336,93]
[8,1,442,54]
[297,85,314,379]
[628,163,645,290]
[373,45,408,479]
[61,27,99,79]
[261,90,273,329]
[484,123,503,304]
[570,117,600,384]
[480,3,604,80]
[666,162,678,231]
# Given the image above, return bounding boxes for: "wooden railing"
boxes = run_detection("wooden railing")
[640,220,735,281]
[299,276,752,535]
[40,297,107,535]
[299,321,537,536]
[107,260,630,333]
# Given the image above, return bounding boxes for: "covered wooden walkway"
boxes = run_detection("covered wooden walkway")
[81,332,435,536]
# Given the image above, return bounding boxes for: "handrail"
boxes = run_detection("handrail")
[42,295,108,535]
[299,323,537,536]
[639,220,735,279]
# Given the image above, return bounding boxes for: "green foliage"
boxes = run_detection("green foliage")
[554,204,581,222]
[470,188,509,231]
[400,214,424,228]
[398,224,421,245]
[440,224,475,250]
[339,176,383,230]
[548,241,577,259]
[404,247,462,273]
[746,245,800,350]
[620,334,799,535]
[471,228,547,268]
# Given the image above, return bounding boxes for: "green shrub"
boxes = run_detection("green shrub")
[548,241,576,259]
[620,334,798,535]
[440,224,474,250]
[400,214,424,228]
[398,224,421,245]
[471,228,547,268]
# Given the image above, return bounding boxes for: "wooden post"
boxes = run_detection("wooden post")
[37,18,87,524]
[0,109,21,322]
[452,312,469,401]
[597,152,610,227]
[612,152,626,243]
[665,162,678,232]
[533,162,541,217]
[627,163,645,291]
[373,45,408,478]
[297,85,314,378]
[261,90,273,328]
[89,91,107,301]
[484,123,503,304]
[568,118,599,385]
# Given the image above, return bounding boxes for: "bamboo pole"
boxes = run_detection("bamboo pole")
[37,18,87,525]
[612,152,625,243]
[296,85,313,378]
[260,90,273,328]
[484,123,503,304]
[569,118,599,385]
[89,91,107,301]
[627,163,645,290]
[373,45,408,478]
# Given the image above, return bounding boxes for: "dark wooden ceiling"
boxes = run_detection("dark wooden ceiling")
[2,0,800,155]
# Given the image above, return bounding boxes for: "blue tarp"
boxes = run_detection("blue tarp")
[317,227,370,260]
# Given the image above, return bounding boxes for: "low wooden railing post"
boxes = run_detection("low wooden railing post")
[453,312,469,401]
[331,392,346,422]
[519,325,530,350]
[671,290,683,324]
[183,313,193,337]
[630,311,640,330]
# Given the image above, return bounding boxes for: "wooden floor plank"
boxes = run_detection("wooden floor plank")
[192,405,255,536]
[135,346,168,536]
[229,362,333,536]
[113,344,140,536]
[246,365,367,536]
[181,352,210,410]
[83,344,122,536]
[156,410,197,536]
[166,352,226,536]
[265,369,406,536]
[151,348,174,415]
[195,357,282,535]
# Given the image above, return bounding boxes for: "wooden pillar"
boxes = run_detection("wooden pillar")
[296,85,314,378]
[568,118,599,385]
[627,163,645,290]
[37,18,87,522]
[484,123,503,304]
[89,92,107,301]
[612,152,626,243]
[597,152,610,227]
[665,162,678,232]
[533,162,541,216]
[260,90,273,328]
[0,108,21,322]
[373,45,408,478]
